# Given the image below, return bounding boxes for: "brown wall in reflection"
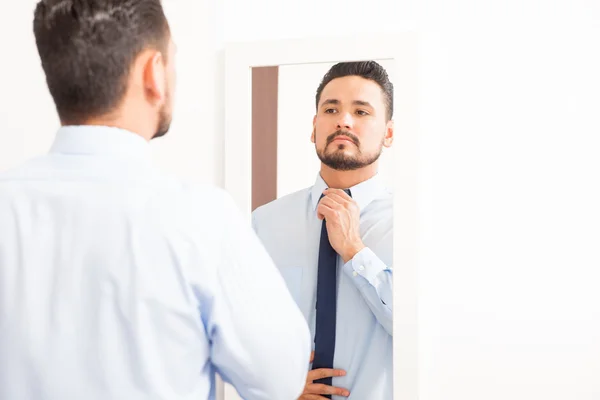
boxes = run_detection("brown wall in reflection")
[252,66,279,211]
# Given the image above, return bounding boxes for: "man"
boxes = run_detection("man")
[0,1,310,399]
[252,61,394,399]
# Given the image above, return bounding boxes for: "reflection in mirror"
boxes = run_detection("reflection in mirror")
[250,60,395,399]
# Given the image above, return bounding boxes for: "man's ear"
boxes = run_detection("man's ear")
[383,119,394,148]
[142,50,167,105]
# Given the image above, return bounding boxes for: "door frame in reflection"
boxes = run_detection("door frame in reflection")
[223,34,419,400]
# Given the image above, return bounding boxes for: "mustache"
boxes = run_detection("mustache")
[326,130,360,146]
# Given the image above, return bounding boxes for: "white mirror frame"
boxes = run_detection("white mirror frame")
[223,34,419,400]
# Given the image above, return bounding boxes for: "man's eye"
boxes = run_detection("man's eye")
[324,109,337,114]
[356,110,369,116]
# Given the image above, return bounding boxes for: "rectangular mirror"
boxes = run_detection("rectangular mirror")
[223,34,418,400]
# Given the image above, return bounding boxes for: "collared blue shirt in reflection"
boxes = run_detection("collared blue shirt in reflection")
[252,173,393,400]
[0,125,311,400]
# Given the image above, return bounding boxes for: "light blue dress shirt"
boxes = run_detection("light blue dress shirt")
[0,125,311,400]
[252,173,393,400]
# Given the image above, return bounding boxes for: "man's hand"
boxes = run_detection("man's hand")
[299,352,350,399]
[317,188,365,263]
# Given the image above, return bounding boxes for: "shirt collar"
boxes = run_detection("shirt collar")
[49,125,152,161]
[310,172,388,212]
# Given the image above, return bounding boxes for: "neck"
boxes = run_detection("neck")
[319,162,378,189]
[69,106,156,142]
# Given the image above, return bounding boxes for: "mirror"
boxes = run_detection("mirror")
[223,35,418,400]
[251,60,395,399]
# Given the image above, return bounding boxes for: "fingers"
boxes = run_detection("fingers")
[306,383,351,397]
[319,196,346,211]
[316,202,336,220]
[310,351,315,363]
[317,191,357,221]
[326,193,359,216]
[308,367,346,381]
[302,366,350,398]
[322,192,351,208]
[324,188,352,201]
[317,199,357,223]
[317,194,348,219]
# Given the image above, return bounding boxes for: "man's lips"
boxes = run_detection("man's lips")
[331,136,355,144]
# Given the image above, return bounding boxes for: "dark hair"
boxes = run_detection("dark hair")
[315,61,394,121]
[33,0,171,123]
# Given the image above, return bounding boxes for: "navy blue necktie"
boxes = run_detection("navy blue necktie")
[312,189,351,396]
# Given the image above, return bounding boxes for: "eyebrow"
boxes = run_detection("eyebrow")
[320,99,374,108]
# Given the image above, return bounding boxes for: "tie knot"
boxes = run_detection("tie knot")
[319,188,352,201]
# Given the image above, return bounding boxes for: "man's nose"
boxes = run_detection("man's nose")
[336,112,354,130]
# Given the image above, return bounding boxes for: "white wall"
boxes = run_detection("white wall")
[151,0,224,186]
[277,60,395,198]
[224,0,600,399]
[0,0,223,187]
[2,0,600,400]
[0,1,57,172]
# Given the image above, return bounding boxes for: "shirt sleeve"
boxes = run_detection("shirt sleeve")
[193,190,311,400]
[342,247,393,335]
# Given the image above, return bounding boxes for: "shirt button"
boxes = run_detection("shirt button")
[358,265,365,271]
[352,271,358,277]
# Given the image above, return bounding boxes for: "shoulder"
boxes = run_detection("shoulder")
[0,156,47,182]
[252,187,311,223]
[174,183,242,218]
[372,184,394,210]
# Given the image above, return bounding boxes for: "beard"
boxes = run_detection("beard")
[151,104,172,140]
[151,81,173,140]
[316,129,383,171]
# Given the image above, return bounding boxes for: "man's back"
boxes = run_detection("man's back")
[0,126,311,400]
